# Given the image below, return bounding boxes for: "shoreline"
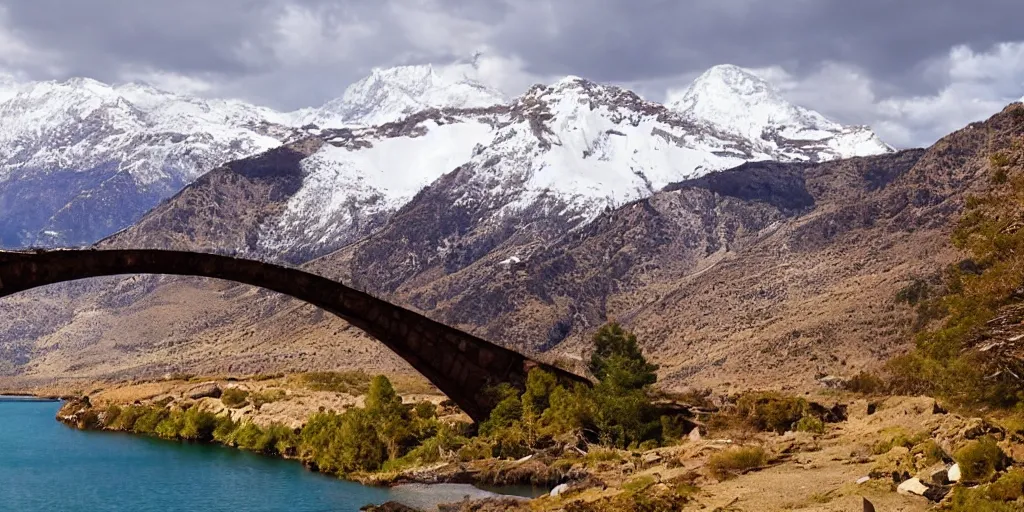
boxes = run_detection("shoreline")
[0,394,62,402]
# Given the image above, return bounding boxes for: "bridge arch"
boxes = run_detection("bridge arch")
[0,249,586,421]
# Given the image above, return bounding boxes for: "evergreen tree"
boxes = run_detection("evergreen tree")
[589,322,659,391]
[365,375,412,460]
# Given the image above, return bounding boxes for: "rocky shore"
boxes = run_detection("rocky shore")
[46,373,1024,511]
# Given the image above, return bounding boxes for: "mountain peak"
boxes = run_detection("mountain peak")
[670,64,892,158]
[297,63,506,128]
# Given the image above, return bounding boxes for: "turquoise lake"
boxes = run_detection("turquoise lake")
[0,399,527,511]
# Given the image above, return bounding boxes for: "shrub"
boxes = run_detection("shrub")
[479,385,523,436]
[298,371,371,395]
[736,393,808,434]
[895,278,931,306]
[231,422,265,451]
[336,408,387,472]
[221,388,249,408]
[844,372,885,394]
[212,415,238,443]
[109,405,147,431]
[795,416,825,435]
[954,437,1007,483]
[154,411,185,439]
[132,407,168,434]
[180,409,219,442]
[250,389,286,409]
[987,468,1024,502]
[457,437,494,462]
[707,446,767,481]
[102,405,122,428]
[660,415,691,441]
[414,401,437,420]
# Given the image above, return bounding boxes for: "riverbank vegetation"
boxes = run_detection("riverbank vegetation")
[56,321,1024,511]
[62,323,689,478]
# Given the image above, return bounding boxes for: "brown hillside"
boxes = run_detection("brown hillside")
[1,104,1020,393]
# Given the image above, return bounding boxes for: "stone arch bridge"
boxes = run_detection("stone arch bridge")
[0,249,587,421]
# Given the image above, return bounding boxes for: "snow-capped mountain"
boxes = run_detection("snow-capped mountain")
[272,72,895,259]
[0,61,893,254]
[0,76,301,247]
[109,67,894,267]
[670,65,893,159]
[289,62,506,129]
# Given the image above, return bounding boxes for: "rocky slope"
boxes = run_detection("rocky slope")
[0,65,908,387]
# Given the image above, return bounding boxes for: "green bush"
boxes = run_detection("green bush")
[954,437,1007,483]
[251,389,286,409]
[212,415,237,442]
[180,409,219,442]
[885,141,1024,409]
[987,468,1024,502]
[102,405,122,428]
[949,487,1022,512]
[109,405,147,431]
[231,422,265,451]
[707,446,767,481]
[844,372,885,394]
[299,371,371,395]
[133,407,168,434]
[660,415,690,441]
[736,393,808,434]
[414,401,437,420]
[221,388,249,408]
[795,416,825,435]
[154,412,185,439]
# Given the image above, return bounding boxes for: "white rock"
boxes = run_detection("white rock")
[948,463,961,483]
[642,452,663,465]
[688,427,702,442]
[856,476,870,485]
[514,454,533,463]
[550,483,570,497]
[896,477,929,497]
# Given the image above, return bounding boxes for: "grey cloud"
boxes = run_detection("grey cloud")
[0,0,1021,146]
[486,0,1022,94]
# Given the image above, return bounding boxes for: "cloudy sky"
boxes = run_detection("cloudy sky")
[0,0,1021,147]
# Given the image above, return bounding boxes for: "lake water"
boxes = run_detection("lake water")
[0,399,530,511]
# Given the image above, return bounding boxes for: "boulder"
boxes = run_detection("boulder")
[896,477,929,497]
[642,452,663,465]
[550,483,570,497]
[688,427,702,442]
[947,463,961,483]
[916,464,950,486]
[185,382,222,400]
[923,485,951,503]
